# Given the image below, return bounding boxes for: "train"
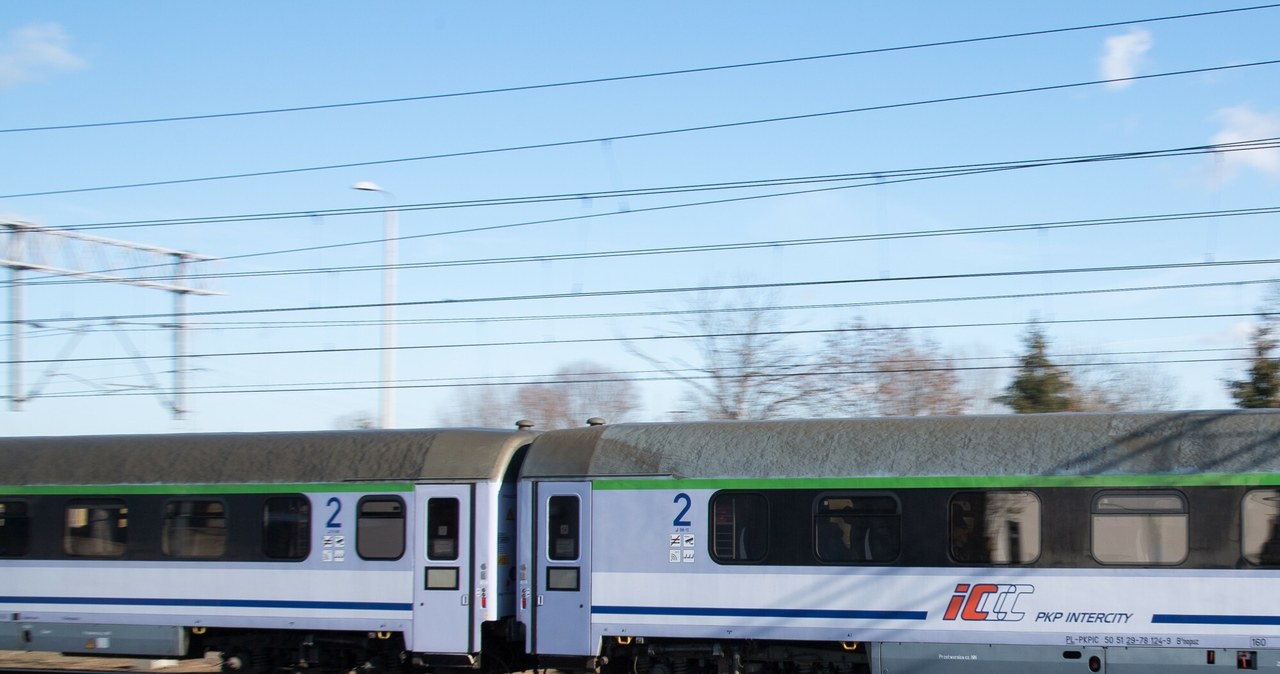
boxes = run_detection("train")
[4,410,1280,674]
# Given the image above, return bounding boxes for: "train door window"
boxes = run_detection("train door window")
[427,497,460,560]
[163,499,227,558]
[357,496,406,560]
[1242,489,1280,566]
[814,493,899,564]
[1092,491,1187,565]
[710,492,768,563]
[263,496,311,560]
[950,491,1041,564]
[65,500,128,557]
[547,495,579,561]
[0,501,30,557]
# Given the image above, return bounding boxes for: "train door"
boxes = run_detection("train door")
[531,481,593,657]
[412,484,474,655]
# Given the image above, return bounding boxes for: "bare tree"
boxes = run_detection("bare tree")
[438,385,520,428]
[632,293,808,420]
[514,361,640,429]
[1071,360,1180,411]
[803,319,970,417]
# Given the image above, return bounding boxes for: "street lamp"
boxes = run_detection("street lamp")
[353,181,398,429]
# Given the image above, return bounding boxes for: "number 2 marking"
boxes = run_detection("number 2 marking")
[672,493,692,527]
[326,497,343,528]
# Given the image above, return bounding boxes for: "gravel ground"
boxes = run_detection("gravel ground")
[0,651,220,672]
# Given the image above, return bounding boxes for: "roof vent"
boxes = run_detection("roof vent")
[515,419,535,430]
[586,417,606,426]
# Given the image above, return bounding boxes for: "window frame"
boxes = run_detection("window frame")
[427,497,461,561]
[709,491,770,564]
[546,494,581,562]
[1241,488,1280,567]
[1090,490,1188,566]
[161,498,228,559]
[812,491,901,565]
[64,499,129,558]
[356,496,406,561]
[948,490,1042,565]
[262,495,311,561]
[0,500,30,558]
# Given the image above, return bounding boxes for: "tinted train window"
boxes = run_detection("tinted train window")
[428,497,460,561]
[263,496,311,560]
[950,491,1041,564]
[547,495,580,561]
[65,500,128,557]
[0,501,29,557]
[163,499,227,558]
[1092,491,1187,565]
[357,497,405,560]
[710,492,768,563]
[1242,489,1280,566]
[814,493,899,564]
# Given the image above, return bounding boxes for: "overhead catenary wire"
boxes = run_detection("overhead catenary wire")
[4,4,1275,136]
[5,59,1279,200]
[20,202,1280,289]
[12,137,1279,290]
[6,306,1272,367]
[30,350,1261,400]
[18,255,1280,327]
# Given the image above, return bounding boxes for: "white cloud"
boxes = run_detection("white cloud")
[1211,105,1280,182]
[0,22,85,90]
[1099,28,1152,90]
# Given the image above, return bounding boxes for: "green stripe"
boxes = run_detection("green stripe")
[593,473,1280,491]
[0,482,414,496]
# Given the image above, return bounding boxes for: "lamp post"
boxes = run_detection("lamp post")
[352,181,397,429]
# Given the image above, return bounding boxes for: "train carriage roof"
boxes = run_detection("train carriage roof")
[0,429,536,485]
[520,411,1280,479]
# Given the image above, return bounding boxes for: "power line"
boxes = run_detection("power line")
[23,202,1280,289]
[14,137,1278,291]
[7,278,1269,335]
[50,138,1280,235]
[7,310,1267,367]
[31,350,1259,400]
[21,256,1280,326]
[5,59,1278,200]
[4,4,1274,136]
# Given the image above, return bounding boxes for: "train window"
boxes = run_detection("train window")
[547,495,580,561]
[1242,489,1280,566]
[427,498,460,560]
[65,500,128,557]
[162,499,227,558]
[710,492,768,563]
[814,493,899,564]
[1091,491,1187,565]
[950,491,1041,564]
[263,496,311,560]
[0,501,30,557]
[357,497,406,560]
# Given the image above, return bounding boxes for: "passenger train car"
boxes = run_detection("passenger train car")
[7,411,1280,674]
[518,411,1280,674]
[0,428,536,674]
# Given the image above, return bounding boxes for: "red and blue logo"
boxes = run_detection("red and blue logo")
[942,583,1035,622]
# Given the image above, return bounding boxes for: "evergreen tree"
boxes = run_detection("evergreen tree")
[1229,323,1280,408]
[995,325,1077,413]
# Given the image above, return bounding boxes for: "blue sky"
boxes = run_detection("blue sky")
[3,2,1279,436]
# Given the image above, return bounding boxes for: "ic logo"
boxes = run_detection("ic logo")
[942,583,1034,622]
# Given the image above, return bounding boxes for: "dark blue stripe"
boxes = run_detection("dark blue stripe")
[0,596,411,612]
[1154,614,1280,626]
[594,605,926,621]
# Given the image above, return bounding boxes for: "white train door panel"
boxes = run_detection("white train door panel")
[533,481,593,657]
[412,484,474,655]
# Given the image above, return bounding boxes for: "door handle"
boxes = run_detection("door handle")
[461,594,469,606]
